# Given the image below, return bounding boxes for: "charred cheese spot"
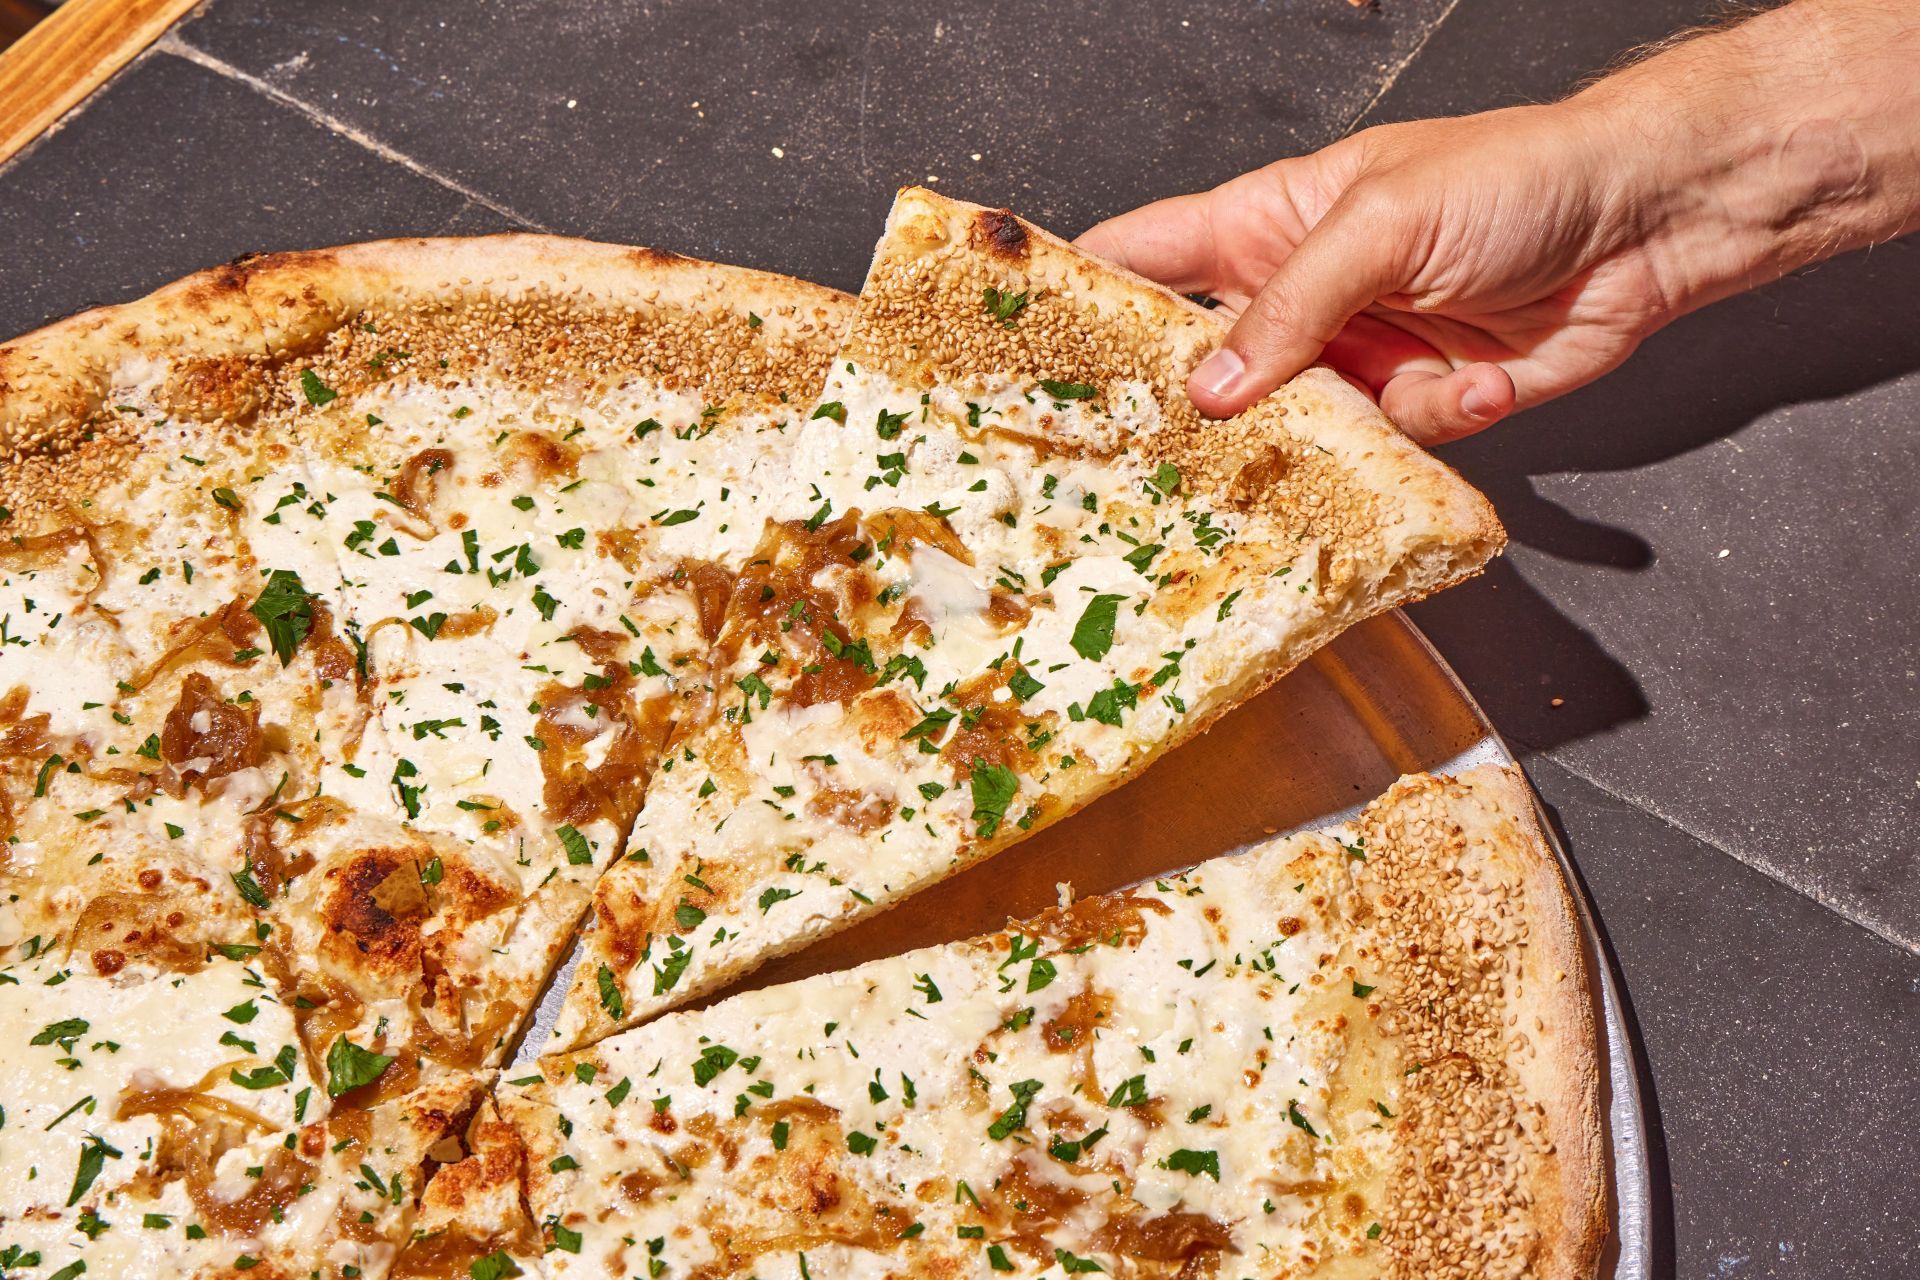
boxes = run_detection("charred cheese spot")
[320,847,430,975]
[973,208,1031,261]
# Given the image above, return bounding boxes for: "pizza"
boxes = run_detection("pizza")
[0,238,851,1278]
[553,189,1502,1048]
[0,192,1573,1280]
[460,763,1605,1280]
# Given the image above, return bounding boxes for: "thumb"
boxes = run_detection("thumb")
[1186,191,1404,418]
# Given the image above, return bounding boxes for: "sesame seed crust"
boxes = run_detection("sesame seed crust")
[0,234,854,527]
[0,261,272,528]
[849,188,1504,597]
[1351,764,1606,1280]
[240,235,853,423]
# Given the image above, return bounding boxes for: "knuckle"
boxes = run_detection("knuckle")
[1242,283,1312,352]
[1339,180,1405,229]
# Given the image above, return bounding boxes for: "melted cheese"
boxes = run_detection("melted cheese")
[0,959,317,1216]
[566,358,1330,1039]
[518,829,1378,1279]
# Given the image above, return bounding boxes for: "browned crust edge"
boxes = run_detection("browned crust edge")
[871,186,1506,579]
[236,232,853,361]
[0,232,855,461]
[1479,764,1608,1280]
[0,261,260,456]
[1368,764,1607,1280]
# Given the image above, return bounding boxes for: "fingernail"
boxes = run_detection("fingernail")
[1460,386,1496,419]
[1190,348,1246,402]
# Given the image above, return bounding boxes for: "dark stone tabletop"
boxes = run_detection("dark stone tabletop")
[1,2,1914,1274]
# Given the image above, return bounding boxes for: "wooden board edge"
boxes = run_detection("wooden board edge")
[0,0,201,167]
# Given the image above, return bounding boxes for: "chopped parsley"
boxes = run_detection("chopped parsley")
[249,569,314,666]
[324,1036,393,1096]
[1069,593,1125,661]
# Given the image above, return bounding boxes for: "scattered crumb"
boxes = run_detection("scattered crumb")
[1550,697,1565,708]
[771,146,785,158]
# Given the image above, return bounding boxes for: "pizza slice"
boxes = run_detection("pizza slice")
[0,277,375,980]
[228,238,851,1077]
[473,764,1603,1279]
[556,189,1504,1045]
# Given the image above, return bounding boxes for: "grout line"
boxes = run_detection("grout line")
[1343,0,1462,134]
[155,33,550,231]
[1526,750,1920,958]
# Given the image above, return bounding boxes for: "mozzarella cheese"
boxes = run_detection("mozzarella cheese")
[512,823,1387,1279]
[562,360,1328,1041]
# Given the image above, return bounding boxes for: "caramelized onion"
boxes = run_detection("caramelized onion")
[160,671,265,795]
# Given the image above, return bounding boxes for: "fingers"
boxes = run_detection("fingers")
[1378,361,1516,445]
[1320,312,1452,393]
[1073,192,1221,296]
[1186,196,1400,418]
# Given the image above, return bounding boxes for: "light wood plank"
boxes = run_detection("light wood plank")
[0,0,201,167]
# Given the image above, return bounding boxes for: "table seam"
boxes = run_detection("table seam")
[1343,0,1464,135]
[1525,751,1920,958]
[156,32,550,232]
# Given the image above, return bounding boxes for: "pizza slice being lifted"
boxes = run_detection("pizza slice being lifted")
[557,188,1505,1046]
[461,764,1605,1280]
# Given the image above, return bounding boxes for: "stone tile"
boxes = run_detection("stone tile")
[175,0,1451,285]
[1355,0,1920,948]
[1354,0,1719,125]
[1527,755,1920,1276]
[1415,258,1920,950]
[0,50,494,340]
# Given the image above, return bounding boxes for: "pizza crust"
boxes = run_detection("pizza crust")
[866,188,1504,579]
[1351,764,1605,1280]
[239,233,851,381]
[0,234,853,497]
[1465,765,1608,1280]
[0,262,262,459]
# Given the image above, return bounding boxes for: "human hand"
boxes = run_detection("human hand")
[1077,105,1667,444]
[1077,0,1920,445]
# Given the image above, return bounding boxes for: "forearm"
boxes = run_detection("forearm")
[1574,0,1920,315]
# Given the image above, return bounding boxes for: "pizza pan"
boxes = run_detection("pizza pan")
[520,610,1654,1280]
